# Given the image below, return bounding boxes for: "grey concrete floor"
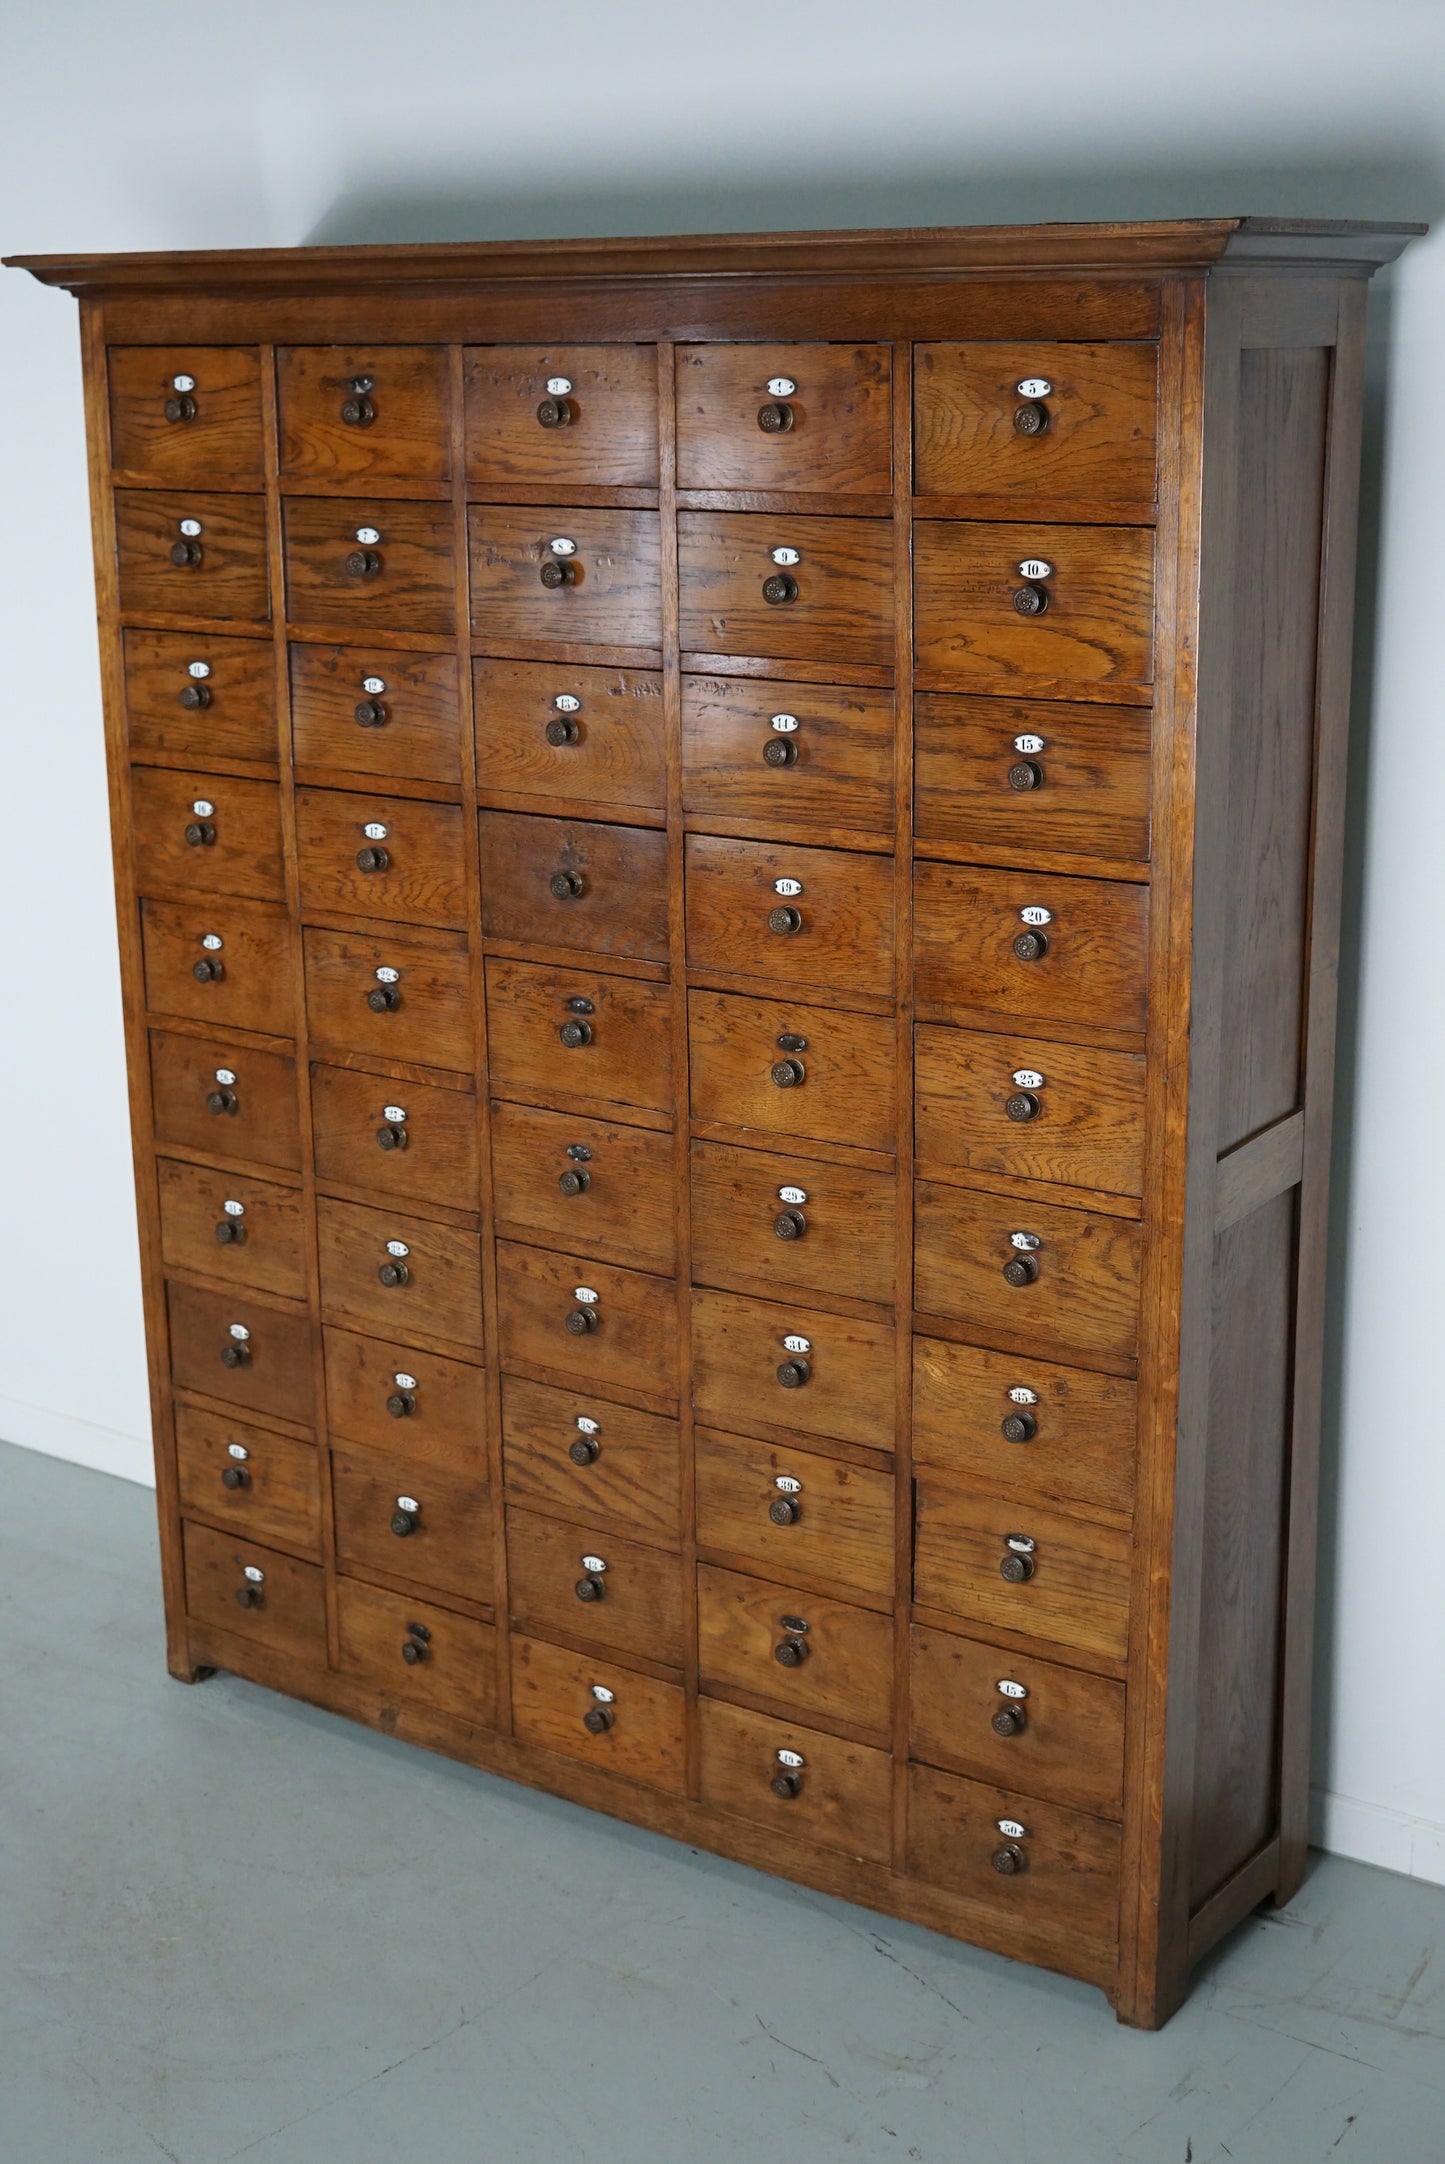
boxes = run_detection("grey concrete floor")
[1,1439,1442,2164]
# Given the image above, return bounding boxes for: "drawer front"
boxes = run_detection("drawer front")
[914,1336,1137,1520]
[278,346,450,482]
[302,923,474,1072]
[913,343,1158,503]
[140,896,295,1037]
[130,767,284,902]
[115,489,269,623]
[332,1448,492,1605]
[915,1025,1146,1198]
[337,1576,498,1728]
[182,1520,327,1659]
[687,990,896,1154]
[914,862,1149,1035]
[491,1100,676,1276]
[511,1634,686,1793]
[695,1428,894,1601]
[681,675,894,839]
[167,1280,314,1425]
[685,834,893,998]
[908,1765,1120,1968]
[464,346,659,487]
[914,1477,1131,1663]
[675,344,891,494]
[283,497,455,633]
[697,1696,892,1863]
[157,1156,307,1299]
[291,644,461,786]
[914,1181,1141,1368]
[485,958,673,1119]
[174,1405,321,1552]
[474,659,665,812]
[910,1624,1126,1819]
[149,1029,300,1170]
[316,1195,484,1349]
[496,1241,679,1404]
[310,1064,479,1210]
[480,811,668,962]
[691,1286,895,1450]
[689,1139,896,1307]
[295,787,468,929]
[914,694,1150,866]
[109,346,264,482]
[123,629,276,768]
[469,506,661,649]
[697,1561,892,1742]
[914,521,1154,689]
[322,1324,485,1468]
[507,1507,683,1666]
[501,1375,681,1547]
[678,512,893,666]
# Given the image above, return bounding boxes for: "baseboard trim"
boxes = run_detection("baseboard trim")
[0,1394,154,1488]
[1310,1785,1445,1887]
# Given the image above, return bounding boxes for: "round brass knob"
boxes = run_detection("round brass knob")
[583,1703,614,1733]
[390,1506,418,1537]
[771,1769,803,1798]
[550,869,585,900]
[567,1307,600,1335]
[386,1390,416,1419]
[545,716,580,746]
[1013,401,1049,437]
[179,682,211,710]
[206,1087,238,1115]
[213,1219,245,1246]
[768,1496,800,1527]
[575,1574,605,1602]
[1005,1092,1040,1123]
[762,572,798,606]
[1013,930,1048,962]
[220,1464,250,1490]
[773,1209,806,1241]
[537,396,573,428]
[367,986,400,1013]
[1012,583,1048,616]
[1001,1410,1037,1443]
[1003,1254,1039,1288]
[540,558,577,588]
[768,905,802,936]
[170,540,203,568]
[558,1168,590,1196]
[569,1435,600,1466]
[762,737,798,767]
[1008,760,1043,791]
[346,549,382,579]
[774,1635,808,1667]
[1000,1550,1035,1584]
[192,956,225,983]
[378,1260,409,1287]
[164,393,198,424]
[354,698,388,728]
[340,394,376,427]
[184,821,217,848]
[992,1705,1027,1738]
[992,1844,1027,1874]
[776,1358,810,1389]
[771,1057,805,1089]
[234,1583,263,1609]
[559,1018,593,1048]
[356,845,389,873]
[757,400,795,433]
[220,1342,251,1369]
[376,1123,408,1152]
[401,1638,428,1664]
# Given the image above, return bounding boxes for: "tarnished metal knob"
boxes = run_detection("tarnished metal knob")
[559,1018,592,1047]
[575,1573,605,1602]
[192,957,224,982]
[540,558,577,588]
[776,1358,810,1389]
[1013,930,1048,962]
[1000,1550,1035,1584]
[1001,1411,1037,1443]
[170,540,203,568]
[1013,401,1049,437]
[386,1390,416,1418]
[567,1308,599,1335]
[390,1506,418,1537]
[583,1703,613,1732]
[184,820,216,847]
[354,698,388,727]
[774,1635,808,1667]
[545,716,579,746]
[1005,1092,1040,1123]
[768,1496,801,1526]
[536,396,573,428]
[771,1768,803,1798]
[234,1582,263,1609]
[762,572,798,606]
[340,395,375,427]
[768,905,802,935]
[378,1260,409,1287]
[179,682,211,710]
[1003,1254,1039,1288]
[164,393,197,424]
[401,1637,428,1664]
[558,1168,590,1196]
[762,737,797,767]
[376,1122,408,1152]
[773,1209,806,1241]
[214,1219,245,1246]
[1012,582,1047,616]
[368,985,400,1012]
[1008,760,1042,792]
[992,1704,1027,1738]
[346,549,382,579]
[356,845,389,873]
[757,400,795,433]
[550,869,585,900]
[771,1057,805,1089]
[206,1087,238,1115]
[992,1844,1027,1874]
[220,1464,250,1490]
[569,1435,600,1466]
[220,1341,251,1369]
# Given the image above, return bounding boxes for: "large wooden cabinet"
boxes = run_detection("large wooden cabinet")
[12,219,1420,2025]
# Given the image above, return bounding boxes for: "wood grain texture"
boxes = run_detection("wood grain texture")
[181,1518,328,1658]
[914,519,1153,687]
[469,505,661,647]
[156,1156,307,1299]
[302,922,474,1072]
[913,1335,1137,1519]
[914,1474,1132,1663]
[681,673,893,839]
[115,487,270,622]
[496,1239,679,1405]
[332,1446,492,1604]
[167,1277,315,1426]
[510,1632,687,1793]
[697,1695,893,1862]
[148,1026,301,1169]
[507,1506,683,1666]
[913,692,1151,866]
[322,1320,485,1466]
[479,810,669,961]
[689,1138,896,1307]
[910,1623,1127,1818]
[686,988,896,1153]
[283,495,455,633]
[914,860,1149,1035]
[315,1194,484,1348]
[684,833,894,997]
[915,1024,1146,1198]
[465,345,658,487]
[310,1061,479,1209]
[691,1285,895,1451]
[914,342,1157,502]
[501,1374,681,1546]
[290,642,462,785]
[141,893,296,1036]
[675,343,891,494]
[678,511,893,666]
[277,346,451,482]
[697,1560,893,1742]
[906,1764,1121,1961]
[695,1427,895,1600]
[174,1404,321,1553]
[490,1099,676,1275]
[130,766,285,902]
[124,628,278,768]
[294,786,468,928]
[336,1574,497,1726]
[109,344,264,482]
[474,658,665,811]
[485,957,674,1119]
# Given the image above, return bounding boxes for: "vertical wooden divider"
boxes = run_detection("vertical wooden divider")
[888,343,916,1867]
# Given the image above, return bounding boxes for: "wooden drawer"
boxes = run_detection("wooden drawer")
[507,1506,683,1666]
[337,1576,498,1728]
[697,1696,892,1864]
[691,1287,895,1451]
[332,1446,492,1604]
[491,1100,676,1276]
[291,644,462,786]
[511,1634,686,1793]
[174,1405,321,1553]
[295,787,468,929]
[130,767,284,902]
[480,811,668,962]
[908,1765,1121,1966]
[695,1428,894,1601]
[910,1624,1126,1819]
[167,1279,314,1426]
[278,346,450,481]
[496,1241,679,1404]
[501,1375,680,1547]
[689,1139,895,1307]
[680,675,893,839]
[675,344,891,494]
[914,1337,1137,1520]
[469,506,661,649]
[474,659,665,812]
[914,521,1154,690]
[914,1476,1131,1664]
[687,990,896,1154]
[914,342,1157,503]
[123,629,276,768]
[685,834,893,998]
[182,1520,327,1660]
[678,512,893,666]
[316,1195,484,1349]
[915,1025,1146,1198]
[485,958,673,1120]
[115,489,269,623]
[148,1028,300,1171]
[697,1561,892,1743]
[141,896,295,1037]
[914,694,1151,866]
[156,1156,306,1300]
[283,497,455,634]
[109,346,263,482]
[302,922,474,1072]
[464,345,658,487]
[323,1323,485,1467]
[310,1064,479,1210]
[914,1180,1141,1368]
[914,861,1149,1036]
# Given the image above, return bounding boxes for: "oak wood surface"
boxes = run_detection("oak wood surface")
[914,1474,1133,1662]
[490,1098,677,1276]
[501,1373,681,1545]
[109,344,264,482]
[913,1334,1137,1518]
[689,1138,896,1308]
[290,641,462,785]
[510,1632,687,1792]
[914,342,1157,502]
[465,345,659,487]
[684,832,894,998]
[294,785,468,928]
[914,519,1154,688]
[129,766,285,902]
[148,1026,301,1169]
[681,673,893,838]
[310,1060,479,1208]
[686,987,896,1153]
[302,921,474,1072]
[496,1239,680,1405]
[913,692,1151,866]
[174,1403,321,1553]
[914,859,1149,1035]
[697,1694,893,1862]
[332,1445,492,1604]
[278,345,451,483]
[678,511,893,666]
[141,894,296,1037]
[697,1560,893,1742]
[479,809,669,961]
[167,1277,315,1427]
[910,1622,1127,1818]
[469,505,661,648]
[315,1193,484,1348]
[906,1763,1121,1958]
[335,1573,497,1725]
[915,1023,1146,1198]
[506,1505,684,1666]
[474,657,665,811]
[124,627,278,768]
[283,495,455,633]
[156,1155,307,1300]
[181,1518,328,1659]
[322,1320,485,1466]
[690,1285,895,1451]
[115,487,270,622]
[695,1427,895,1601]
[675,343,891,495]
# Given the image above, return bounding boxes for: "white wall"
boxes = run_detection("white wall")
[3,0,1442,1883]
